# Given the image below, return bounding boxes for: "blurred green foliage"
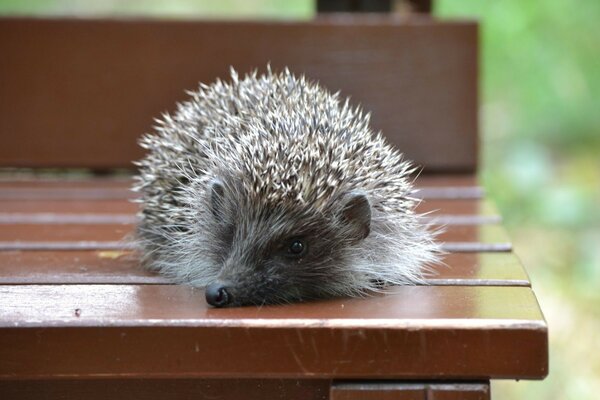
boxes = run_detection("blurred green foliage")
[1,0,598,398]
[437,1,600,399]
[0,0,313,19]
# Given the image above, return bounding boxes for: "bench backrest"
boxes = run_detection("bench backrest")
[0,11,477,172]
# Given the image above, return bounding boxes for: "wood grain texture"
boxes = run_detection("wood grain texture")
[0,285,547,379]
[0,17,477,171]
[0,251,530,286]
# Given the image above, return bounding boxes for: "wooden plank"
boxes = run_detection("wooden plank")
[0,199,137,215]
[0,250,163,285]
[418,175,477,187]
[0,17,478,171]
[0,198,497,223]
[0,251,530,286]
[0,224,511,250]
[419,199,501,225]
[0,187,135,200]
[0,379,330,400]
[425,252,529,286]
[438,225,510,243]
[416,186,483,200]
[0,224,134,242]
[0,178,133,188]
[0,285,548,379]
[0,178,480,200]
[330,382,490,400]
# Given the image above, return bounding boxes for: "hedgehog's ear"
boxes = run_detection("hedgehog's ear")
[209,178,226,220]
[340,191,371,242]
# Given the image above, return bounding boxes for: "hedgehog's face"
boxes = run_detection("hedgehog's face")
[203,178,371,307]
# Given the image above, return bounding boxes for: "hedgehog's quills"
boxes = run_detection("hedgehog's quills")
[134,67,441,307]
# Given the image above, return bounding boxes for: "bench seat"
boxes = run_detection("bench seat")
[0,175,547,399]
[0,13,547,399]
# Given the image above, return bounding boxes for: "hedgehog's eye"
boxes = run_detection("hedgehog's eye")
[286,238,307,258]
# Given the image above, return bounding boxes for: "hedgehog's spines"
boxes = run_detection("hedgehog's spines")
[135,66,440,302]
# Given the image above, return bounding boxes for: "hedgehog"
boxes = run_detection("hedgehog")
[133,67,440,308]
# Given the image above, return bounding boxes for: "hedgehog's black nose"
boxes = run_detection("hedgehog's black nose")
[205,282,232,307]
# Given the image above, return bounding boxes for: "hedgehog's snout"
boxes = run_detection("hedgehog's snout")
[205,281,232,307]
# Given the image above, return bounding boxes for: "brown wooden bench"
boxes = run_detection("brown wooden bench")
[0,4,547,399]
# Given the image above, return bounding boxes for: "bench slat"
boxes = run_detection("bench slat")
[0,200,137,214]
[0,223,510,242]
[0,379,331,400]
[0,224,511,251]
[0,198,496,215]
[0,285,547,379]
[0,251,530,287]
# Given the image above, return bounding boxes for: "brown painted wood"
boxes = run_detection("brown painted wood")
[0,176,480,201]
[0,187,135,201]
[0,178,133,188]
[0,251,530,286]
[0,224,510,249]
[0,198,497,224]
[0,223,133,242]
[419,199,501,225]
[418,175,477,187]
[426,252,529,286]
[0,198,487,217]
[438,224,510,243]
[0,379,490,400]
[0,285,547,379]
[330,382,490,400]
[418,199,497,216]
[0,17,477,171]
[0,200,137,216]
[0,379,330,400]
[0,250,164,285]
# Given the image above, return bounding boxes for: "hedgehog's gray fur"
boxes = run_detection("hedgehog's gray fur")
[134,67,440,306]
